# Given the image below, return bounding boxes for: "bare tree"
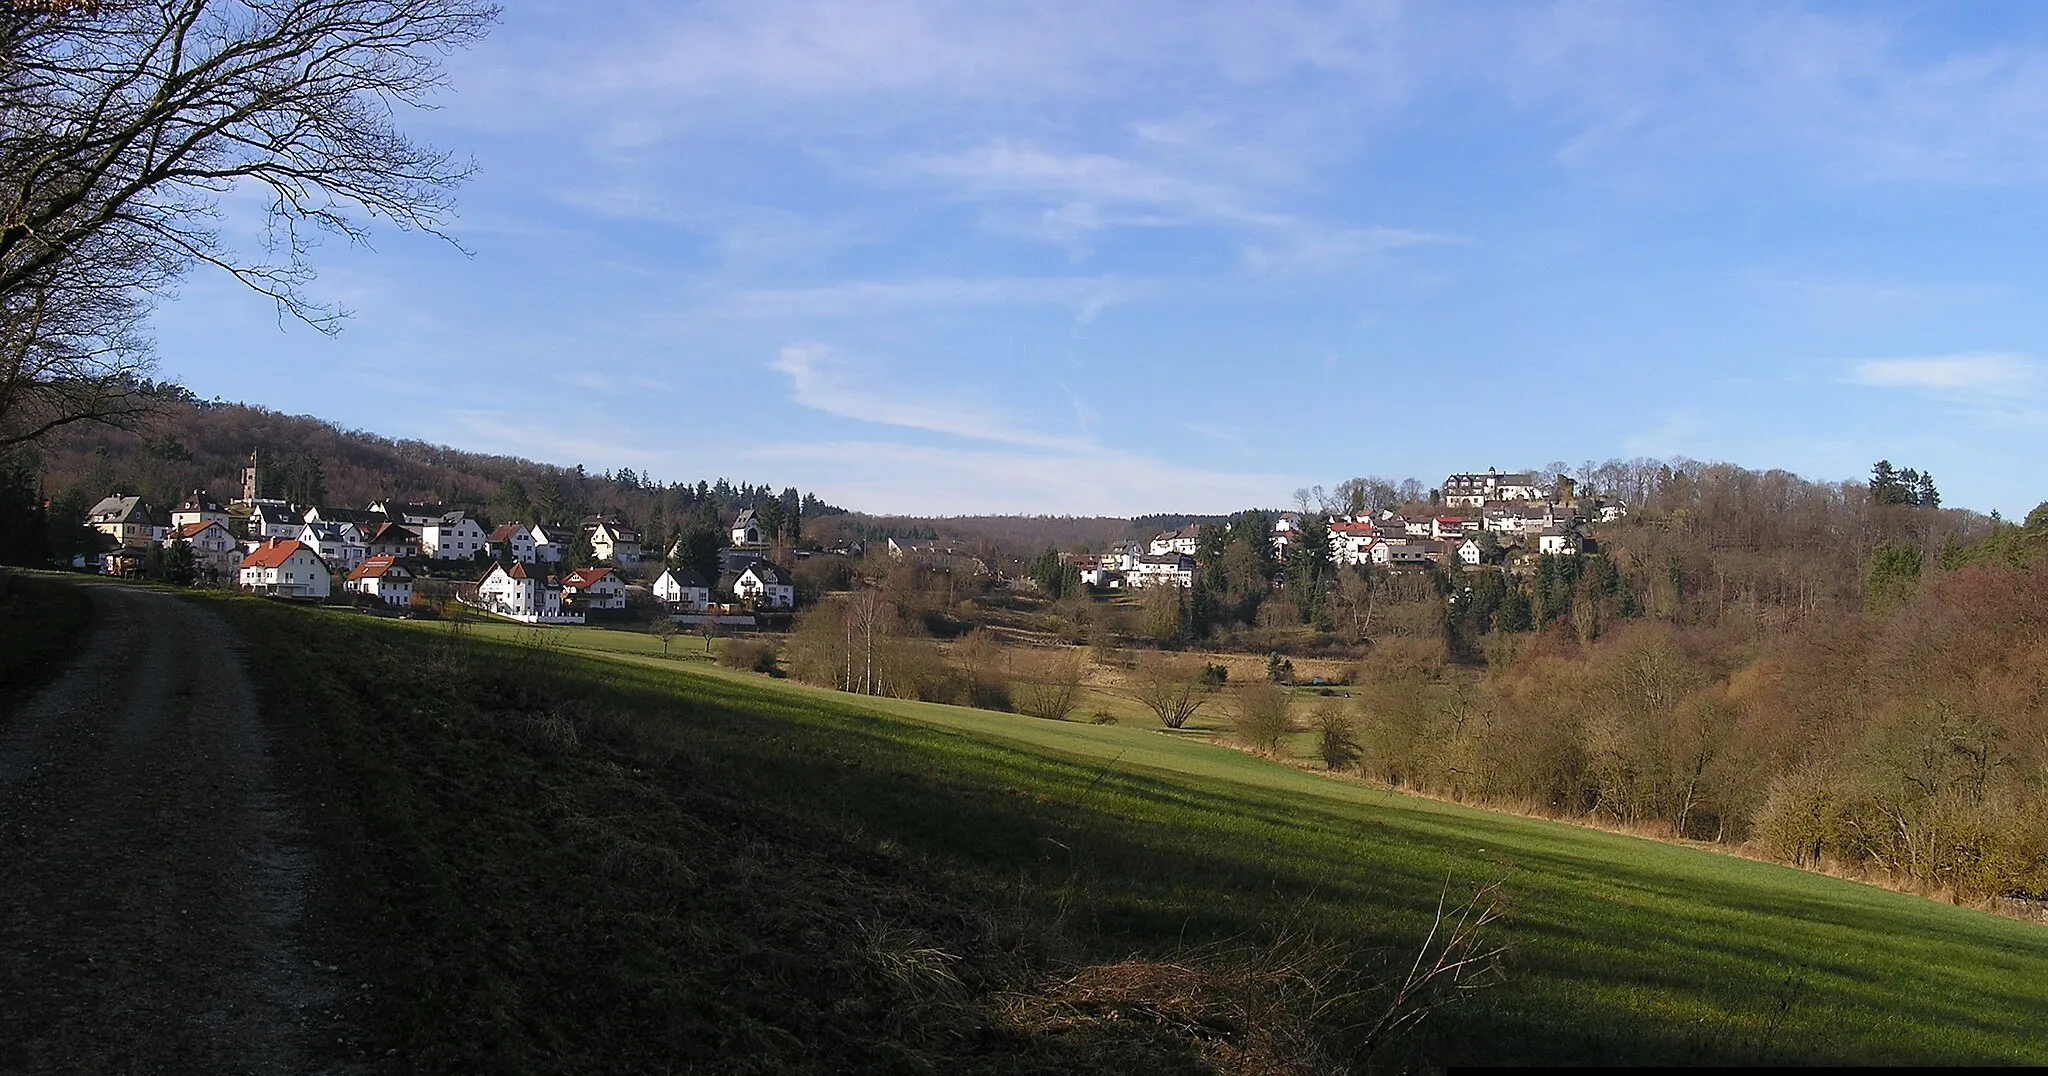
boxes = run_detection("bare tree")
[1014,648,1086,721]
[1127,655,1210,729]
[0,0,497,449]
[650,615,678,658]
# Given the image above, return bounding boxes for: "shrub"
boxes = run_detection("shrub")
[1235,682,1296,755]
[718,639,778,674]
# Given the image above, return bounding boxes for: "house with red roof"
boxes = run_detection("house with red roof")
[345,555,415,607]
[486,523,536,563]
[561,566,627,610]
[237,538,330,598]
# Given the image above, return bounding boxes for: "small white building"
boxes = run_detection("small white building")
[652,567,712,610]
[1537,529,1582,556]
[486,523,537,563]
[730,508,767,548]
[562,566,628,610]
[345,555,414,607]
[238,538,331,598]
[732,561,796,608]
[1458,538,1485,567]
[420,513,488,560]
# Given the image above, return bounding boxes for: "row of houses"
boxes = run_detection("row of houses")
[1061,471,1620,588]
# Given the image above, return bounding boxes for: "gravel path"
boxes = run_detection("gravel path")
[0,582,363,1074]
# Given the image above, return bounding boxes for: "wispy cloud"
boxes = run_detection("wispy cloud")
[1851,353,2037,392]
[769,343,1087,450]
[741,439,1290,516]
[719,276,1143,322]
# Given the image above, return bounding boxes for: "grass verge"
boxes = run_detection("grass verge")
[214,601,2048,1073]
[0,571,92,700]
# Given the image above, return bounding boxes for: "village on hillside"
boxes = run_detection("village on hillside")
[71,452,1622,626]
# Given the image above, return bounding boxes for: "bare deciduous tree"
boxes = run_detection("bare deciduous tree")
[0,0,497,449]
[1014,648,1086,722]
[1127,655,1210,729]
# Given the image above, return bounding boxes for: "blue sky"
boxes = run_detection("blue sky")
[151,1,2048,516]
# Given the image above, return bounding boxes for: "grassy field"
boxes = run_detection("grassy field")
[220,603,2048,1072]
[0,571,92,700]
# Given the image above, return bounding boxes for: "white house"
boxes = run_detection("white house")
[1327,521,1378,566]
[248,503,301,540]
[345,555,414,607]
[589,520,642,566]
[1129,553,1197,588]
[1270,513,1300,555]
[1596,500,1628,523]
[477,561,579,622]
[486,523,536,563]
[652,567,712,610]
[732,561,795,608]
[1148,525,1203,556]
[420,513,488,560]
[169,491,231,531]
[562,566,628,610]
[299,521,367,571]
[165,520,241,578]
[730,507,767,548]
[1458,538,1485,567]
[238,538,331,598]
[528,523,568,563]
[365,522,421,559]
[1537,529,1582,556]
[1443,470,1548,508]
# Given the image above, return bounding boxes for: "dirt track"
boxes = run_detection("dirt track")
[0,581,362,1074]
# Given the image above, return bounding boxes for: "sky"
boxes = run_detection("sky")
[149,0,2048,517]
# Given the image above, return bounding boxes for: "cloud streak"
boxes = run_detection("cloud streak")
[1852,353,2037,392]
[770,343,1087,450]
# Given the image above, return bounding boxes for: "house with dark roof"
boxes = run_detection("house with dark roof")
[652,567,712,610]
[733,560,795,608]
[170,491,231,531]
[87,494,161,548]
[365,521,421,560]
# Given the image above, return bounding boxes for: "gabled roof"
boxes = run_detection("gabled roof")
[175,491,224,513]
[169,521,230,541]
[367,521,419,545]
[483,560,537,583]
[486,523,531,543]
[737,560,793,586]
[251,503,298,524]
[88,494,149,524]
[348,555,409,581]
[592,520,639,543]
[562,567,616,588]
[240,538,320,570]
[659,567,710,589]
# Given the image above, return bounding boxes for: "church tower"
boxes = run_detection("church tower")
[240,450,261,503]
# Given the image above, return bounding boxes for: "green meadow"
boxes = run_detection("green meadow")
[230,605,2048,1072]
